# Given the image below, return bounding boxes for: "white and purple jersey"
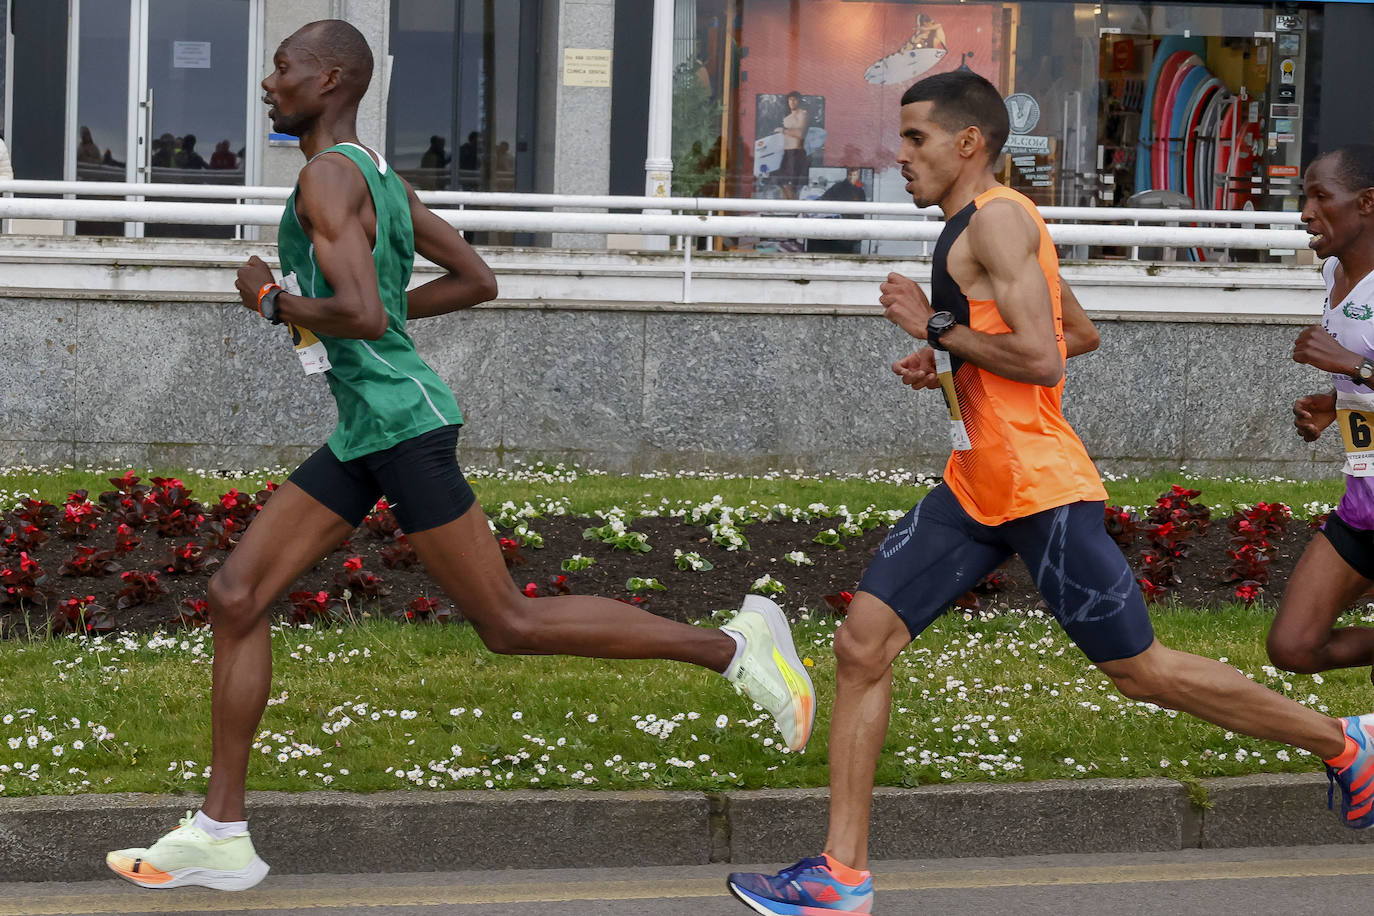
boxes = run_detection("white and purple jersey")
[1321,257,1374,530]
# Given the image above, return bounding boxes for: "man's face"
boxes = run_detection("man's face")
[897,101,961,208]
[787,96,799,110]
[261,40,325,136]
[1302,154,1372,261]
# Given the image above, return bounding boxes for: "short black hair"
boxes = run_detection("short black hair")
[1316,144,1374,192]
[900,71,1009,161]
[293,20,373,103]
[786,90,802,102]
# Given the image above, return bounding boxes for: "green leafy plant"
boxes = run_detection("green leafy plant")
[673,549,713,572]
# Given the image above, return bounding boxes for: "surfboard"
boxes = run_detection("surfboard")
[1213,95,1240,209]
[1155,59,1205,191]
[1145,51,1198,190]
[1198,89,1231,212]
[864,46,946,85]
[1135,36,1207,192]
[1166,66,1210,194]
[1225,116,1262,210]
[1175,75,1219,195]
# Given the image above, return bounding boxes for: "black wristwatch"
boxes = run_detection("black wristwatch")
[259,285,284,325]
[926,311,956,351]
[1353,359,1374,387]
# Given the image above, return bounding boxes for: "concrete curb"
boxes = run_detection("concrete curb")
[2,773,1371,882]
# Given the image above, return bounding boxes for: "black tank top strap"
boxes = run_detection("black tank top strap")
[931,200,975,371]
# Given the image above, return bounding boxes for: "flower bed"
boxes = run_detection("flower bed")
[0,475,1331,639]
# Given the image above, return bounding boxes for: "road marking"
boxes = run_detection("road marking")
[8,857,1374,914]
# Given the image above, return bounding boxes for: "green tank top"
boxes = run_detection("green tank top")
[276,142,463,461]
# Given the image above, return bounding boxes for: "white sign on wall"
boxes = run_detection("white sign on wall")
[173,41,212,69]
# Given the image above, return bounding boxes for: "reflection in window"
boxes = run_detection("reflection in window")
[387,0,536,201]
[680,1,1315,261]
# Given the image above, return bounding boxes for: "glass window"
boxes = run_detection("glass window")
[680,1,1322,256]
[76,0,131,183]
[387,0,538,196]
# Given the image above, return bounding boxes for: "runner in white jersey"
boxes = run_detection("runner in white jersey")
[1270,144,1374,685]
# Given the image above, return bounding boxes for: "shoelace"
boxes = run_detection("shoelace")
[777,857,827,883]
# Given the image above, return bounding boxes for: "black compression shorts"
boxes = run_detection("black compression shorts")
[1322,509,1374,581]
[287,425,476,534]
[858,484,1156,663]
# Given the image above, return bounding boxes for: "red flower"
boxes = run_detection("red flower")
[523,582,540,598]
[343,556,363,571]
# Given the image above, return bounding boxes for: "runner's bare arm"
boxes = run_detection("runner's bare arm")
[1060,278,1099,358]
[1293,324,1366,377]
[401,179,499,319]
[234,154,389,339]
[931,201,1063,386]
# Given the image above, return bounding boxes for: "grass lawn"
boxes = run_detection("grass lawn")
[0,463,1362,799]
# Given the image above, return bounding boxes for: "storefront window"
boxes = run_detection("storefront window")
[680,1,1322,255]
[387,0,539,195]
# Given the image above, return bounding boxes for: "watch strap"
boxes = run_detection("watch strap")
[256,282,284,325]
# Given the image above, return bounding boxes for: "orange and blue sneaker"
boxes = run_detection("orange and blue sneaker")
[1327,714,1374,829]
[727,855,874,914]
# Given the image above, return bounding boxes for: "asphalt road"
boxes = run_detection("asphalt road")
[3,845,1374,915]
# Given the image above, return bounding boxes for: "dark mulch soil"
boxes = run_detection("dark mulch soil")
[0,494,1325,638]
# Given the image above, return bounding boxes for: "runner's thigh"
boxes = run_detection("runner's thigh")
[1005,500,1154,664]
[858,484,1012,639]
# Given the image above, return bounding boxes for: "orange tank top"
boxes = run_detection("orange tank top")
[931,186,1106,526]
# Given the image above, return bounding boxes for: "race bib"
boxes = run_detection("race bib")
[934,349,972,451]
[280,272,331,375]
[1336,391,1374,477]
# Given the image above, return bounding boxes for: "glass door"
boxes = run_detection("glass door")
[139,0,252,236]
[69,0,254,237]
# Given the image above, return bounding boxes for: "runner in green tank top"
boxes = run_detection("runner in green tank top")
[107,19,814,893]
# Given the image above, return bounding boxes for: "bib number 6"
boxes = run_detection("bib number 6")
[1347,410,1372,450]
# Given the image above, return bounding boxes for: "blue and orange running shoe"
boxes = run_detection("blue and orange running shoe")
[727,855,873,914]
[1327,714,1374,829]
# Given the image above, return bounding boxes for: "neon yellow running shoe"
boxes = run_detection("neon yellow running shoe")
[722,595,816,752]
[106,811,269,890]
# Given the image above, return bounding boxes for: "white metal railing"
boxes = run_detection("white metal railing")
[0,193,1314,251]
[0,180,1310,299]
[0,179,1304,226]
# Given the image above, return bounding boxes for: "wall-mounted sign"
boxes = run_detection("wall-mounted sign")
[563,49,612,87]
[1004,134,1050,155]
[1004,93,1041,134]
[173,40,211,69]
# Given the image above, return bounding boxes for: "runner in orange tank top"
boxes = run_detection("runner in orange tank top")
[938,183,1106,525]
[727,70,1373,916]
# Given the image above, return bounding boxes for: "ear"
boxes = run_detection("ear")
[957,125,984,161]
[1359,186,1374,217]
[319,64,344,96]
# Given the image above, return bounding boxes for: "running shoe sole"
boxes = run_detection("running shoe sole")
[743,594,816,751]
[106,850,270,891]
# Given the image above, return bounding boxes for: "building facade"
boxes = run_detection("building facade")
[1,1,1370,246]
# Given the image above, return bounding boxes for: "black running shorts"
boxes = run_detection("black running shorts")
[287,425,476,534]
[1322,509,1374,581]
[858,484,1156,663]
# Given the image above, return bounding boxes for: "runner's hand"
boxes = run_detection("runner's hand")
[1293,324,1356,375]
[1293,391,1336,442]
[235,255,277,312]
[879,272,934,339]
[892,348,940,390]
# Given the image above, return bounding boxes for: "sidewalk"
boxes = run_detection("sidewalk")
[3,773,1372,882]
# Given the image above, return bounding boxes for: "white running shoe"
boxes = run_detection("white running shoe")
[722,595,816,752]
[107,811,270,890]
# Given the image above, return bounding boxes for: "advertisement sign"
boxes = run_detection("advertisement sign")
[736,1,1001,197]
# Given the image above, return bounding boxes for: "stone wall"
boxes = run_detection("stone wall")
[0,289,1342,478]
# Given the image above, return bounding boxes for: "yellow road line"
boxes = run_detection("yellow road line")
[7,857,1374,914]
